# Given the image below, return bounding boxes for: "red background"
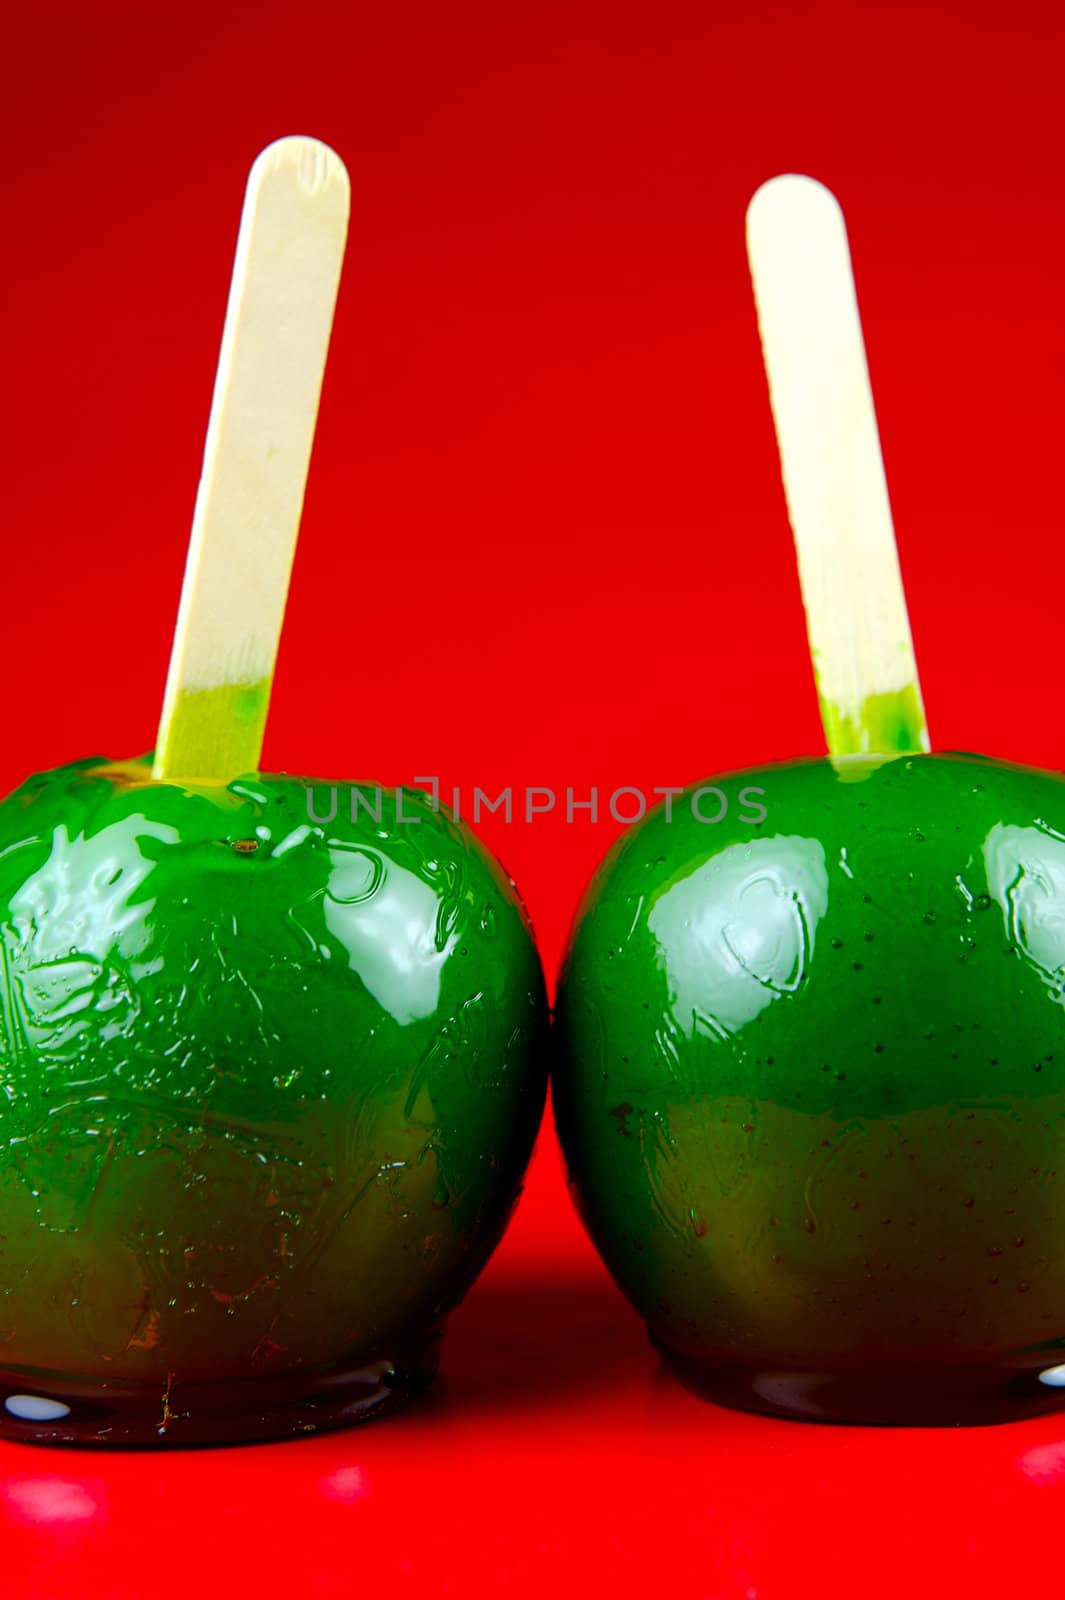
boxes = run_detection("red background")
[3,2,1065,1595]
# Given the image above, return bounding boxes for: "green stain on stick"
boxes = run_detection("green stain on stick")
[155,679,272,784]
[818,683,928,763]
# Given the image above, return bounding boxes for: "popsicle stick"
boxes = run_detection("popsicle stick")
[746,174,929,759]
[153,136,350,784]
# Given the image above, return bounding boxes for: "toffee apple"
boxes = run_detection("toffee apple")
[0,139,546,1445]
[554,176,1065,1425]
[556,750,1065,1425]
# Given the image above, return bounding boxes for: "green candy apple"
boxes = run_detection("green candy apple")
[0,756,547,1443]
[555,752,1065,1424]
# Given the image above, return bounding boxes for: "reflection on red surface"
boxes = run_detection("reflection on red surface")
[4,1476,106,1526]
[318,1466,372,1506]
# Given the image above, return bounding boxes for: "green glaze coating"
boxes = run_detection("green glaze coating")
[555,753,1065,1424]
[0,757,547,1442]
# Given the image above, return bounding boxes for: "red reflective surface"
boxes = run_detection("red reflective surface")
[5,0,1065,1593]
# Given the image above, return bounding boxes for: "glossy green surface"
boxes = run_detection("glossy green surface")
[0,757,547,1440]
[555,753,1065,1422]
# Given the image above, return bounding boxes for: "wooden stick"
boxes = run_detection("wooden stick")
[746,174,928,759]
[153,136,350,783]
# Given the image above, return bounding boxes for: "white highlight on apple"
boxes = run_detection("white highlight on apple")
[4,1394,72,1421]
